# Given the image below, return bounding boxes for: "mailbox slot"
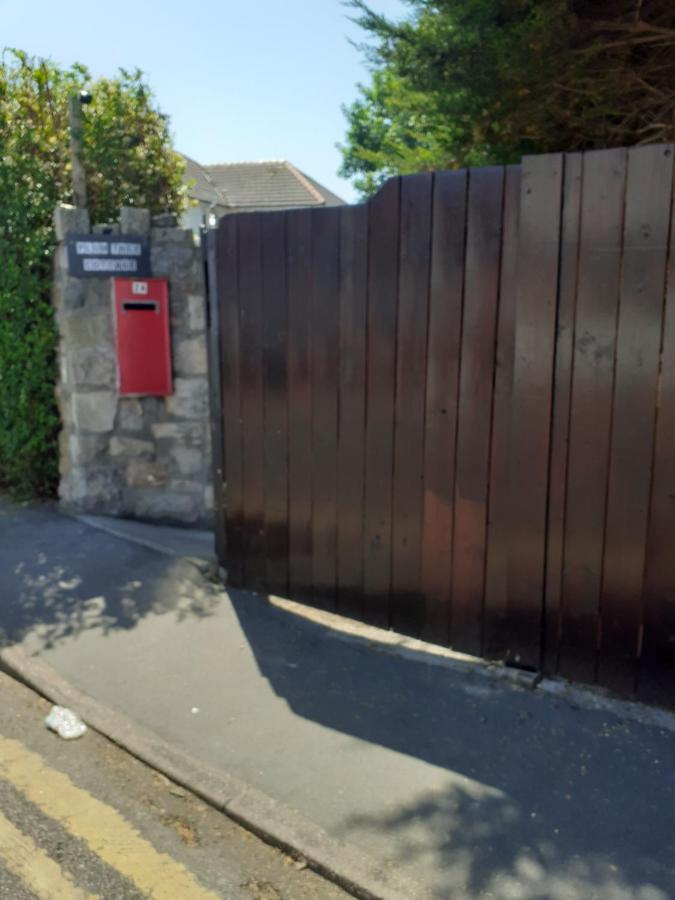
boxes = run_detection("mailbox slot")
[113,278,172,396]
[122,301,159,313]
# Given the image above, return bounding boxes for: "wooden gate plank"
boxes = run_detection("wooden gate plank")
[483,164,521,659]
[237,213,267,592]
[598,145,674,694]
[390,174,434,636]
[287,209,314,600]
[311,207,341,611]
[450,166,505,656]
[558,148,627,683]
[641,149,675,704]
[337,204,369,621]
[262,212,289,597]
[420,170,468,645]
[218,218,244,584]
[507,153,564,669]
[363,178,401,628]
[542,153,583,674]
[206,229,226,565]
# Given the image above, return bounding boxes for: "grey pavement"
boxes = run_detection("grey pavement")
[77,513,215,562]
[1,499,674,899]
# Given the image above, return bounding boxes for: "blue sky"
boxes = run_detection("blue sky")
[1,0,407,202]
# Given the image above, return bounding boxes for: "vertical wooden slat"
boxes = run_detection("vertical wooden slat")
[450,167,505,656]
[218,218,244,585]
[311,207,341,610]
[390,174,434,636]
[262,212,289,597]
[483,164,521,659]
[542,153,583,674]
[641,148,675,704]
[238,213,266,591]
[363,178,400,628]
[337,204,368,620]
[507,153,564,669]
[420,171,468,645]
[206,229,225,566]
[287,209,314,600]
[558,148,627,683]
[599,145,674,693]
[237,213,266,591]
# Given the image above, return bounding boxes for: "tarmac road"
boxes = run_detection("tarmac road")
[0,668,348,900]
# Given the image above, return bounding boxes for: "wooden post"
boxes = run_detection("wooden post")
[68,95,87,209]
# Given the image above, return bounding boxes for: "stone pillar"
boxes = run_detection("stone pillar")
[53,204,214,526]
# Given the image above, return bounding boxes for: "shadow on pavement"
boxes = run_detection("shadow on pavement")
[228,587,675,900]
[0,502,219,651]
[1,498,672,898]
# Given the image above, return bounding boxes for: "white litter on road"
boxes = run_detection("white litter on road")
[44,705,87,740]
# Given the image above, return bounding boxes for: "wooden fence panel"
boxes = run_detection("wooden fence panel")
[311,208,341,611]
[641,151,675,704]
[420,171,467,645]
[237,213,266,592]
[212,144,675,704]
[217,217,243,585]
[542,153,583,675]
[286,210,314,601]
[599,145,674,693]
[362,178,400,628]
[558,148,627,683]
[206,230,226,562]
[483,164,521,659]
[262,212,289,597]
[391,174,433,636]
[507,153,564,669]
[451,167,505,656]
[336,205,369,621]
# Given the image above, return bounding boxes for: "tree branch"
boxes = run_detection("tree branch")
[573,34,675,54]
[584,20,675,40]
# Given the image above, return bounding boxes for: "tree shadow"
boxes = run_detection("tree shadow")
[344,782,671,899]
[227,587,675,900]
[0,501,219,651]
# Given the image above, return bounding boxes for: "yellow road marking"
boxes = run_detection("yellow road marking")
[0,807,97,900]
[0,737,220,900]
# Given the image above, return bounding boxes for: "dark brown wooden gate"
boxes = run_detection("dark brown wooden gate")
[206,145,675,704]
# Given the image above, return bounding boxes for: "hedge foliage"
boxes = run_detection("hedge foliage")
[0,50,186,497]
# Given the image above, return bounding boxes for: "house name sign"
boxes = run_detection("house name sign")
[66,234,151,278]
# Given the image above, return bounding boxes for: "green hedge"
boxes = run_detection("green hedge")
[0,51,186,497]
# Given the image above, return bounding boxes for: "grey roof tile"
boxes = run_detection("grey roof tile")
[181,155,229,207]
[201,160,345,210]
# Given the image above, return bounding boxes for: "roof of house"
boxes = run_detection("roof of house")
[181,156,345,211]
[294,170,347,208]
[181,155,229,208]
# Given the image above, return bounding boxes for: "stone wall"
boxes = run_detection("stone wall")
[53,204,213,526]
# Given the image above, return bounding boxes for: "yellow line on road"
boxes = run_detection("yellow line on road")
[0,807,97,900]
[0,736,220,900]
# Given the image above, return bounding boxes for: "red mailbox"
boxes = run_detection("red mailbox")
[113,278,173,396]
